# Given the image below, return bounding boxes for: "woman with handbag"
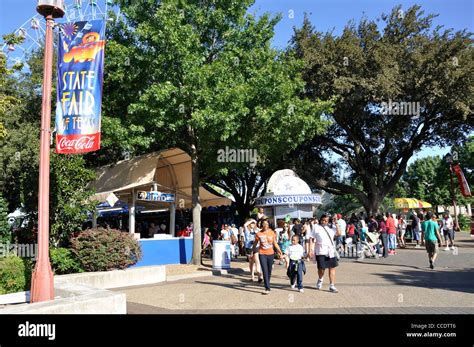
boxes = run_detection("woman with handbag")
[309,214,341,293]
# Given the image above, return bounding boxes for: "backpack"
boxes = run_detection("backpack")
[368,220,378,233]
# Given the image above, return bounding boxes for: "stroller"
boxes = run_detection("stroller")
[359,231,380,258]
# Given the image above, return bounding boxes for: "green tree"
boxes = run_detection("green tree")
[105,0,331,264]
[49,154,97,247]
[402,154,472,207]
[0,195,10,243]
[0,41,96,245]
[290,5,473,216]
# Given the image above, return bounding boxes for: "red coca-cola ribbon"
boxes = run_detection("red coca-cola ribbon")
[453,164,472,197]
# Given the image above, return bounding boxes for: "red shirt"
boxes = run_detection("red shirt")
[386,217,397,234]
[347,224,355,235]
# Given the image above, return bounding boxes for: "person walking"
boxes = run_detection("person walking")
[397,215,407,248]
[360,220,368,242]
[278,222,291,268]
[301,220,311,259]
[336,214,347,254]
[201,228,212,258]
[411,212,422,248]
[286,235,306,292]
[386,212,397,255]
[292,219,303,244]
[309,214,341,293]
[252,219,283,294]
[421,212,444,269]
[377,215,389,258]
[441,214,455,251]
[244,219,262,282]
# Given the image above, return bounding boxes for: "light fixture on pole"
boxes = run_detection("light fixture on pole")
[444,152,460,232]
[30,0,64,303]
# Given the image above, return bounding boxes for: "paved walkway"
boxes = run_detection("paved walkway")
[114,232,474,314]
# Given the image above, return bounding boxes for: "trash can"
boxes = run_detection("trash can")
[212,240,231,270]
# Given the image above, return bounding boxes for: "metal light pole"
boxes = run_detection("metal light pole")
[444,153,460,232]
[30,0,64,303]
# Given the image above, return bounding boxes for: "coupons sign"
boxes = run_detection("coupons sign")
[55,20,106,154]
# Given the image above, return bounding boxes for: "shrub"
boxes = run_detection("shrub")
[71,228,142,272]
[457,214,470,231]
[0,255,32,295]
[49,247,84,274]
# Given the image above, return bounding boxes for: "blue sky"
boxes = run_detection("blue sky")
[1,0,472,162]
[1,0,472,42]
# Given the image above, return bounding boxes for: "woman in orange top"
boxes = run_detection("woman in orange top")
[252,219,283,294]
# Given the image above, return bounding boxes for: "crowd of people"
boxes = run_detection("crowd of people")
[201,208,458,294]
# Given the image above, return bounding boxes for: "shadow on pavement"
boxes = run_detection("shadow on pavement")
[373,268,474,294]
[194,269,299,294]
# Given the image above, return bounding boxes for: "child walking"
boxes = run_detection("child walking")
[286,235,306,293]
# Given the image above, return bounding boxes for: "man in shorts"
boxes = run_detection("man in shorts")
[421,212,444,270]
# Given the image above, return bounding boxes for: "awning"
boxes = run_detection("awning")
[89,148,232,208]
[393,198,432,209]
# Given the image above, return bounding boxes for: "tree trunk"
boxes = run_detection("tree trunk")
[190,140,202,265]
[236,200,253,222]
[362,193,382,217]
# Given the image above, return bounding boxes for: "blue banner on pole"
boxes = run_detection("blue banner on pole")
[55,20,106,154]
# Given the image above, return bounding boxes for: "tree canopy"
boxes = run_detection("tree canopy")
[102,0,332,262]
[290,5,474,215]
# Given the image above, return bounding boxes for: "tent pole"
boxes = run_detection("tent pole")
[170,201,176,237]
[129,188,136,235]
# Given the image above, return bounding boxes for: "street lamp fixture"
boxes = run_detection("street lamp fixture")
[30,0,64,303]
[444,152,453,164]
[37,0,65,18]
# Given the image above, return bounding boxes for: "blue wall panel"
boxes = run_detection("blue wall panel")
[132,238,193,267]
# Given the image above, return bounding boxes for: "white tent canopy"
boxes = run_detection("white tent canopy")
[90,148,231,208]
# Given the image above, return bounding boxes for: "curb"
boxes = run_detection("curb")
[166,271,212,282]
[212,268,245,276]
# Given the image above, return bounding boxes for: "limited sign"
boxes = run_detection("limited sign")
[137,191,175,202]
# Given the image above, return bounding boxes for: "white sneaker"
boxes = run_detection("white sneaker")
[443,247,450,251]
[415,245,421,248]
[291,284,296,289]
[299,288,304,293]
[450,246,456,251]
[316,278,323,290]
[329,284,338,293]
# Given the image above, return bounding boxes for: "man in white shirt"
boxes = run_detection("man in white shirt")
[336,214,346,253]
[309,214,341,293]
[220,224,230,241]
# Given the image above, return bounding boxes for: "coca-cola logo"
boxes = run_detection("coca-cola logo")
[58,136,96,151]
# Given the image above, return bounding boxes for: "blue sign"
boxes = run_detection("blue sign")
[255,194,322,206]
[137,191,175,203]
